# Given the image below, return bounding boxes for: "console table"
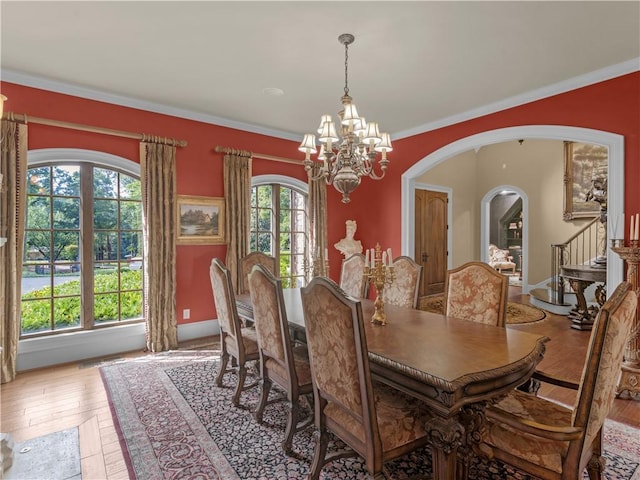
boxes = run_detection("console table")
[560,264,607,330]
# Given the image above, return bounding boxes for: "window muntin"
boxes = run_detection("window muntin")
[250,182,308,288]
[21,163,144,336]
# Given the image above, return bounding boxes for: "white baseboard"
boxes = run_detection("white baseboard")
[16,320,220,371]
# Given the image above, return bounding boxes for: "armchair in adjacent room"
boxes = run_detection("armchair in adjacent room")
[488,244,516,274]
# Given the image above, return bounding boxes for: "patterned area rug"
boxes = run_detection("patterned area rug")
[101,351,640,480]
[419,294,546,325]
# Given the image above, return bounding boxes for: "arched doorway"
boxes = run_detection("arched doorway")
[481,186,528,288]
[401,126,624,293]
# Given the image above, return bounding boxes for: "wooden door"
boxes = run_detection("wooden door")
[415,189,448,296]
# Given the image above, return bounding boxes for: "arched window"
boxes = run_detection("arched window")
[250,175,308,288]
[21,149,144,336]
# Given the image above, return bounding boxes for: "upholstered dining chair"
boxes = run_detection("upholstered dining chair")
[209,258,260,407]
[238,251,277,294]
[382,256,422,309]
[339,253,369,298]
[443,261,509,327]
[247,264,314,455]
[300,277,433,480]
[479,281,637,480]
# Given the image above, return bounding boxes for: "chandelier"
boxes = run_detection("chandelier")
[298,33,392,204]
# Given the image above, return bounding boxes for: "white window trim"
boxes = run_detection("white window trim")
[252,174,308,193]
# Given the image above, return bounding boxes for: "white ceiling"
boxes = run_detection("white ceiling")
[1,1,639,141]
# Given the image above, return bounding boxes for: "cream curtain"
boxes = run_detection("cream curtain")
[308,164,328,276]
[223,150,252,293]
[1,115,28,383]
[140,137,178,352]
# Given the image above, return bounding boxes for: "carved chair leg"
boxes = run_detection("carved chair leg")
[215,351,229,387]
[587,430,605,480]
[253,378,272,424]
[282,399,299,455]
[232,363,247,407]
[586,454,605,480]
[308,427,329,480]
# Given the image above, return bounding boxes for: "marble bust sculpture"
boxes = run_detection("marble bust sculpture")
[334,220,363,257]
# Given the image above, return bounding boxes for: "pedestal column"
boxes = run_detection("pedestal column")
[611,241,640,399]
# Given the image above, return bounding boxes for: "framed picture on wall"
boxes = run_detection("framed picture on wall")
[176,195,225,245]
[563,141,608,220]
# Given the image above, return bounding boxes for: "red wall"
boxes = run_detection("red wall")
[334,72,639,264]
[2,72,638,325]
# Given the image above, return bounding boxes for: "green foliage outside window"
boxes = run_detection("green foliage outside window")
[21,270,143,333]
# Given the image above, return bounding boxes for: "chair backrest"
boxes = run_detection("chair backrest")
[209,257,242,341]
[571,281,637,450]
[301,277,379,453]
[443,261,509,327]
[383,256,422,309]
[247,264,297,386]
[239,252,277,294]
[339,253,369,298]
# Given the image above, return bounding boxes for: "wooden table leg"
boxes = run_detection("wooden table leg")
[567,278,599,330]
[427,416,464,480]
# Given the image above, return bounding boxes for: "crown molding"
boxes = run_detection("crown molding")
[393,57,640,140]
[0,69,301,142]
[2,57,638,142]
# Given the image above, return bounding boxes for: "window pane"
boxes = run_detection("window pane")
[24,231,51,263]
[94,168,119,198]
[53,231,80,262]
[292,190,305,209]
[119,175,141,200]
[52,165,80,196]
[280,231,290,252]
[94,231,119,262]
[26,196,50,229]
[280,187,291,209]
[249,233,257,252]
[121,231,143,260]
[257,233,272,253]
[21,299,52,334]
[53,296,81,330]
[122,269,143,291]
[121,291,143,320]
[52,269,81,295]
[291,209,305,232]
[279,252,291,277]
[291,233,306,255]
[95,264,119,293]
[27,167,50,195]
[120,200,142,230]
[94,199,118,230]
[94,293,119,323]
[280,209,291,232]
[53,197,80,229]
[257,208,272,231]
[256,185,272,208]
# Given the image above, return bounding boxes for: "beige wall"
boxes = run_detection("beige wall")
[418,139,595,285]
[417,149,478,265]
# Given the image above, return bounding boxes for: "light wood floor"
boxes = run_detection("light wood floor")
[1,287,638,479]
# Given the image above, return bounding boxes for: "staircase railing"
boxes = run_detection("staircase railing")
[549,217,602,304]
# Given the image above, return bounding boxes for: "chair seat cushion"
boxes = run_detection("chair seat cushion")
[324,381,432,453]
[225,327,259,356]
[265,345,312,387]
[484,389,572,474]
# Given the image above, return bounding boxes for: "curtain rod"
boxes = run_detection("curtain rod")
[3,112,187,147]
[214,146,303,166]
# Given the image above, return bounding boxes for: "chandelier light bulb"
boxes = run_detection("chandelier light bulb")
[300,33,390,203]
[316,114,333,134]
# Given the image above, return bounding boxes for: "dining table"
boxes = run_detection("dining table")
[236,288,549,480]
